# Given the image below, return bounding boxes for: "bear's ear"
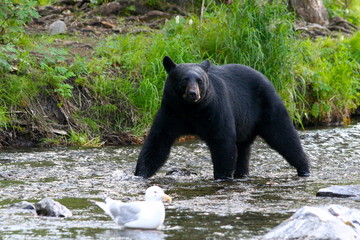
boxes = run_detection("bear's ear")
[200,59,210,72]
[163,56,177,74]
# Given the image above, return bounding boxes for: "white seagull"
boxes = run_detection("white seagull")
[94,186,172,229]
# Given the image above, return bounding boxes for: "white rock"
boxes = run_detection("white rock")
[49,20,67,35]
[317,185,360,198]
[262,205,360,240]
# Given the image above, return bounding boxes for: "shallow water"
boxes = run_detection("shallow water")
[1,123,359,240]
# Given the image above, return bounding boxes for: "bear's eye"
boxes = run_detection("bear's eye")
[197,78,203,84]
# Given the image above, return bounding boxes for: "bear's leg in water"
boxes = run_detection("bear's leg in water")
[135,110,181,178]
[207,138,237,179]
[259,119,310,177]
[234,141,252,178]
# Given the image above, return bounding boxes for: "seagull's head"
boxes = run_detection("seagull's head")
[145,186,172,202]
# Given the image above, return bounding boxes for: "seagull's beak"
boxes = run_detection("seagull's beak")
[162,194,172,203]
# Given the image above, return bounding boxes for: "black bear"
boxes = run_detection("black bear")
[135,56,310,179]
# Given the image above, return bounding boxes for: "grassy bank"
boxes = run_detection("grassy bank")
[0,0,359,146]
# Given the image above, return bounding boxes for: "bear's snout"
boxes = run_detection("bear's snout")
[183,82,201,103]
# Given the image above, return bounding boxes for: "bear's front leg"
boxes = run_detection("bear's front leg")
[135,133,175,178]
[206,138,237,180]
[135,109,181,179]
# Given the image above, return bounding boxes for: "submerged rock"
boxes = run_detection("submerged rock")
[317,185,360,198]
[166,168,197,176]
[49,20,67,35]
[35,198,72,217]
[10,201,36,210]
[262,205,360,240]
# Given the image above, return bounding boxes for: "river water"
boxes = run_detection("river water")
[0,123,359,239]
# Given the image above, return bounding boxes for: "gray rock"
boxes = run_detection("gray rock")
[262,205,360,240]
[49,20,67,35]
[166,168,197,176]
[10,201,35,210]
[35,198,72,217]
[0,171,12,179]
[317,185,360,198]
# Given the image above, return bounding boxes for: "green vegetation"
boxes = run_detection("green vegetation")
[0,0,39,43]
[295,35,360,124]
[325,0,360,25]
[0,0,359,146]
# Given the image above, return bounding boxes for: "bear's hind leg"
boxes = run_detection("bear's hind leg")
[259,120,310,177]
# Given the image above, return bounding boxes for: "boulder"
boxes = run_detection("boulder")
[317,185,360,198]
[35,198,72,217]
[49,20,67,35]
[262,205,360,240]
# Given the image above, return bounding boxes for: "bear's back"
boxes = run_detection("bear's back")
[207,64,277,103]
[207,63,283,138]
[208,64,271,89]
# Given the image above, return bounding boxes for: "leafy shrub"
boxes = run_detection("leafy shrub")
[295,35,360,124]
[0,0,39,43]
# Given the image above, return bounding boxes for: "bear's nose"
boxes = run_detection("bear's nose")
[185,90,200,102]
[188,91,197,99]
[184,82,200,103]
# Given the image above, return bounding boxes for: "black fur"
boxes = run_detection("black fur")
[135,56,310,179]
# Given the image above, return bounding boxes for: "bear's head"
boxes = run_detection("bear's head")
[163,56,210,104]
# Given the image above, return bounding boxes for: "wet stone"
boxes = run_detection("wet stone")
[165,168,197,176]
[0,171,12,179]
[35,198,72,217]
[10,201,35,210]
[262,205,360,240]
[317,185,360,198]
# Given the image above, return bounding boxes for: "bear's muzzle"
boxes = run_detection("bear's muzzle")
[183,82,201,103]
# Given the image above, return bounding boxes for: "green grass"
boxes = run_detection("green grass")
[68,130,103,146]
[0,0,359,146]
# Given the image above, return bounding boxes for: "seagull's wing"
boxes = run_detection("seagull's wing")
[109,201,142,225]
[93,198,122,219]
[94,201,108,214]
